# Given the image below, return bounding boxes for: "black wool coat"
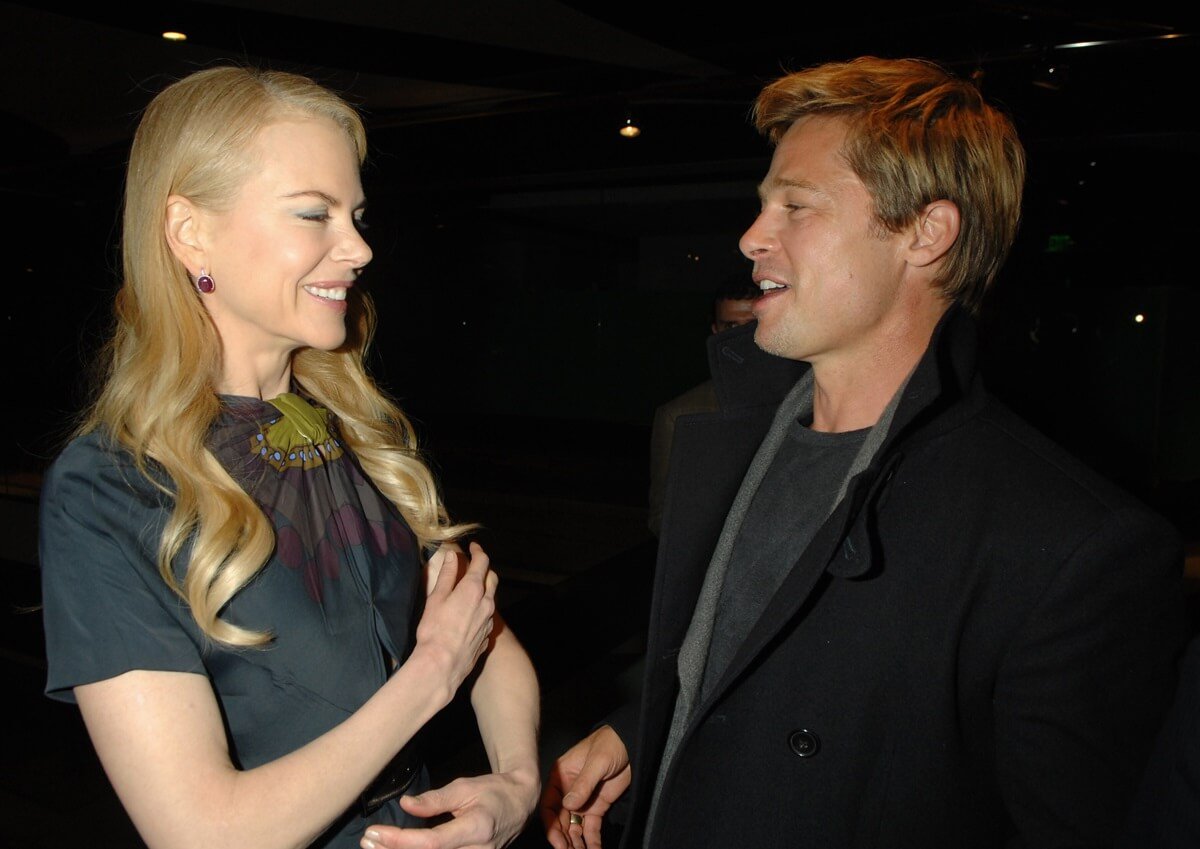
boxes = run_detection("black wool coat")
[613,310,1186,849]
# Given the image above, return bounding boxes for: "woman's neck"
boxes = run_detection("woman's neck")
[217,353,293,400]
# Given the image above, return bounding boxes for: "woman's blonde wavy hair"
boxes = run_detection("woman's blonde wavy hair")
[81,66,465,647]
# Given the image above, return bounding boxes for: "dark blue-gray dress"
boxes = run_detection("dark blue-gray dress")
[40,395,429,847]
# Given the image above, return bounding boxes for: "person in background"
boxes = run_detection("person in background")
[543,55,1185,849]
[1122,624,1200,848]
[647,276,760,536]
[39,67,539,849]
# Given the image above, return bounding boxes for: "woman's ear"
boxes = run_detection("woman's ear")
[905,199,960,269]
[164,195,206,273]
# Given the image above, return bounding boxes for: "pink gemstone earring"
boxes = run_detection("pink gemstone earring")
[195,269,215,294]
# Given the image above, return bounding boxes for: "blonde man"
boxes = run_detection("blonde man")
[544,56,1183,849]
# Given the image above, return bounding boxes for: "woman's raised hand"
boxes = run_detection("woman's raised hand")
[413,543,498,700]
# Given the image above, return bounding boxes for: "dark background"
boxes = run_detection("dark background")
[1,2,1198,846]
[2,2,1199,528]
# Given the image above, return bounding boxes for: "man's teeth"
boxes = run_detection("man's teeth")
[304,286,347,301]
[759,280,786,291]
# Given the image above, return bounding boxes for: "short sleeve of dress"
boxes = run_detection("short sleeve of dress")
[41,433,205,703]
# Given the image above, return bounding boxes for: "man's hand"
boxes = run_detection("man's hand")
[540,726,632,849]
[361,769,539,849]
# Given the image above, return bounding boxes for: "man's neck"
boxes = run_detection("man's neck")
[808,319,940,434]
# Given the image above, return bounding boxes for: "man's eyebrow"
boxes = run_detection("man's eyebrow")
[757,177,825,200]
[280,190,367,210]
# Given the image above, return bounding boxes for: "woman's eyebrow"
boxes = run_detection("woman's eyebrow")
[279,189,367,211]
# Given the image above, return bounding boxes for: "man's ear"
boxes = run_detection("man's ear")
[164,194,206,273]
[905,200,960,269]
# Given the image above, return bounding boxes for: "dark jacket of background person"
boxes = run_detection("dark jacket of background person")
[1122,633,1200,848]
[610,312,1186,849]
[647,380,717,537]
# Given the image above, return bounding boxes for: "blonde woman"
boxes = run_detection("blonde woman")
[39,67,539,849]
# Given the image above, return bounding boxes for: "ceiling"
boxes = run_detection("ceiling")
[5,0,1198,310]
[3,1,1198,172]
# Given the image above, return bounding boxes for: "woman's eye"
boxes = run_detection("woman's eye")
[299,211,330,222]
[354,217,369,231]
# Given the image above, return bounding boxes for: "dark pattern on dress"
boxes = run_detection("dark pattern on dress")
[212,396,418,604]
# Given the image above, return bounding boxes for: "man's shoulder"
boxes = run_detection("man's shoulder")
[919,392,1170,531]
[890,394,1181,625]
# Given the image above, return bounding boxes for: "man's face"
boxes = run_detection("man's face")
[739,115,909,365]
[711,297,757,334]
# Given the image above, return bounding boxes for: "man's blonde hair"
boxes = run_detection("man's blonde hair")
[753,56,1026,312]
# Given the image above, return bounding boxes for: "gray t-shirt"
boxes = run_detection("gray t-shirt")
[701,418,868,698]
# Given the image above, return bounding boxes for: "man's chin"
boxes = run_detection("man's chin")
[753,324,803,361]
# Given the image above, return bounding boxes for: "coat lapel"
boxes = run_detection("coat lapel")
[682,308,979,724]
[651,407,774,669]
[634,324,810,803]
[689,463,883,720]
[652,323,812,654]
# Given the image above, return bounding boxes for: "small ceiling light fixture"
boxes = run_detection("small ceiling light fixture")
[619,115,640,138]
[162,30,187,41]
[1032,54,1070,92]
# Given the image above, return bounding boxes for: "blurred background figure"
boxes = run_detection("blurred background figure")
[648,275,759,536]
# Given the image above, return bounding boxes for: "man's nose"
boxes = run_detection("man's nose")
[739,211,775,259]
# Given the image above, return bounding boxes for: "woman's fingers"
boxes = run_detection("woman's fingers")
[414,542,503,691]
[465,541,490,580]
[430,549,458,598]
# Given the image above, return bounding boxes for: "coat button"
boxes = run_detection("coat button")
[788,729,820,758]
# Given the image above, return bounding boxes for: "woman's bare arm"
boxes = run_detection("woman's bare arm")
[75,546,496,849]
[362,560,540,849]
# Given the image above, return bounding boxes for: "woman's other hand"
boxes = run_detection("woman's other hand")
[360,767,539,849]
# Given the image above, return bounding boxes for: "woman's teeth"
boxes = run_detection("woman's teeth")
[303,286,347,301]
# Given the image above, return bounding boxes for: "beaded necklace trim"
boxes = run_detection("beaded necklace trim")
[250,392,344,471]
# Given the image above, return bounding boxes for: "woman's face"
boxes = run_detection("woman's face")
[198,116,371,372]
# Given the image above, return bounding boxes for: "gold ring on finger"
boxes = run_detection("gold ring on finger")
[569,813,583,826]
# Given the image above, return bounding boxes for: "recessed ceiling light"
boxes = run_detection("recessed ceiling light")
[162,31,187,42]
